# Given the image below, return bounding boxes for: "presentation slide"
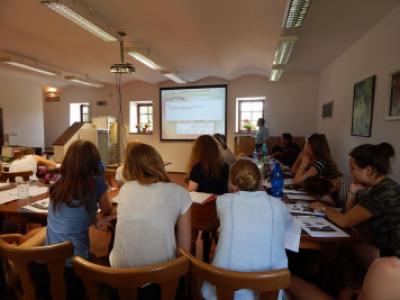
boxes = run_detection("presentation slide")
[160,86,226,140]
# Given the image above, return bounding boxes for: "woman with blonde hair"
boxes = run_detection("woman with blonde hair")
[188,135,229,194]
[202,158,292,300]
[110,142,191,268]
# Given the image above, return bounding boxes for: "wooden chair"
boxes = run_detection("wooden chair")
[0,234,73,300]
[180,249,291,300]
[72,255,189,300]
[0,171,33,182]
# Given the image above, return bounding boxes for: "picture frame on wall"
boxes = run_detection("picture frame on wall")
[351,75,376,137]
[386,70,400,120]
[322,101,333,118]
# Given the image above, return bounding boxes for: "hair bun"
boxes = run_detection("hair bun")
[377,143,395,158]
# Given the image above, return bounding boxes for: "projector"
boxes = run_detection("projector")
[110,63,135,74]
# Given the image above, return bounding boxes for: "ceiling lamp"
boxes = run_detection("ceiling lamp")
[127,49,163,70]
[162,71,187,84]
[40,0,119,43]
[269,66,284,82]
[65,75,103,88]
[283,0,312,28]
[272,36,298,65]
[0,53,60,76]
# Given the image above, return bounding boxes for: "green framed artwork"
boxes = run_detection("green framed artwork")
[388,71,400,119]
[322,101,333,118]
[351,76,376,137]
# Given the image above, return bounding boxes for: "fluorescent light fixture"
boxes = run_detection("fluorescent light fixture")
[41,0,118,43]
[3,61,58,76]
[272,36,298,65]
[269,67,284,82]
[0,54,60,76]
[162,72,187,84]
[65,76,103,88]
[127,50,162,70]
[284,0,312,28]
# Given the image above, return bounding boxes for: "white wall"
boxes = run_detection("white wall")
[0,71,45,148]
[317,5,400,181]
[44,74,319,172]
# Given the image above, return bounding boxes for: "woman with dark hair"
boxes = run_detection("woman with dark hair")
[292,133,340,184]
[188,135,229,194]
[46,140,113,259]
[36,140,113,299]
[311,143,400,258]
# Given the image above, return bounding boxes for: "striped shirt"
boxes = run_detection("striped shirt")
[336,176,370,210]
[311,159,339,179]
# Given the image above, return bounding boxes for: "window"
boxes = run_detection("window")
[129,101,153,133]
[236,97,265,132]
[70,102,90,125]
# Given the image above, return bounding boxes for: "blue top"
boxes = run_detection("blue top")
[46,174,107,266]
[255,126,269,144]
[202,191,292,300]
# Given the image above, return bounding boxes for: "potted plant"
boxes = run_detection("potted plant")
[242,119,253,133]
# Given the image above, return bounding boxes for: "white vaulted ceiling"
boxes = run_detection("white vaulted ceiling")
[0,0,399,86]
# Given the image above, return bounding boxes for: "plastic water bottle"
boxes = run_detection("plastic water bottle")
[253,149,258,162]
[271,163,283,198]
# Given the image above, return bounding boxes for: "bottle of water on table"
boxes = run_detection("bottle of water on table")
[253,149,258,162]
[270,162,283,198]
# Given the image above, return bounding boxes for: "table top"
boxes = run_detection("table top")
[0,184,359,250]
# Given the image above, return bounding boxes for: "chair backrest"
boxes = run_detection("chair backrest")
[0,171,33,182]
[72,255,189,300]
[0,234,73,300]
[180,250,290,300]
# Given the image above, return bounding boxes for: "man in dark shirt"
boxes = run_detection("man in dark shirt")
[273,133,301,167]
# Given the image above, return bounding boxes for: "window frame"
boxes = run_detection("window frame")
[236,98,265,133]
[129,100,153,134]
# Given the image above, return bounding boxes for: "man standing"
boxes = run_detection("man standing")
[255,118,269,153]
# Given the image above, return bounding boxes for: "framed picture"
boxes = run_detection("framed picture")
[386,71,400,119]
[351,75,376,137]
[322,101,333,118]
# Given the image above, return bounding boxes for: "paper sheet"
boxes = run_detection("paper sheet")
[286,202,325,217]
[286,194,315,201]
[264,178,295,188]
[296,215,350,238]
[190,192,214,204]
[28,186,48,197]
[283,188,306,195]
[284,219,301,253]
[0,188,19,205]
[20,198,49,213]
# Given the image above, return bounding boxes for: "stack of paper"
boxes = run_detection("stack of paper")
[283,188,306,195]
[296,215,350,238]
[190,192,214,204]
[20,198,50,213]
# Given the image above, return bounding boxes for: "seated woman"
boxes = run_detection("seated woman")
[9,149,57,181]
[188,135,229,195]
[109,143,191,268]
[292,133,340,185]
[288,256,400,300]
[213,133,236,166]
[202,158,292,300]
[303,175,370,211]
[311,143,399,258]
